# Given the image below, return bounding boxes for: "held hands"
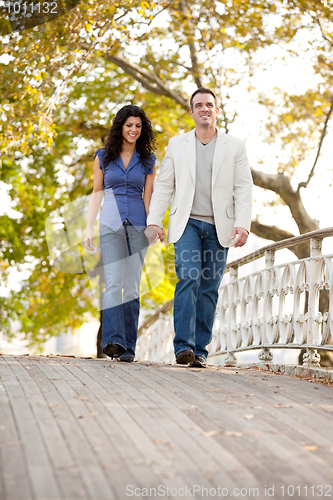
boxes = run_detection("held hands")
[231,227,248,248]
[145,225,165,245]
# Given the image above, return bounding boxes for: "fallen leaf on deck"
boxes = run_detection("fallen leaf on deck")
[243,414,255,420]
[152,469,175,479]
[202,430,221,437]
[274,404,292,408]
[303,445,317,451]
[298,369,311,379]
[224,431,243,437]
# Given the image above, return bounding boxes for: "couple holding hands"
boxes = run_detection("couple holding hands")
[84,87,253,367]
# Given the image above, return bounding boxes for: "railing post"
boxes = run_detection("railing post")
[159,312,167,362]
[224,265,238,366]
[303,238,322,367]
[140,327,148,361]
[259,250,274,363]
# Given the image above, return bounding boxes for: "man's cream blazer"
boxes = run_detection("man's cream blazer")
[147,129,253,248]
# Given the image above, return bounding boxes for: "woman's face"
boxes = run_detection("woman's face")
[122,116,142,146]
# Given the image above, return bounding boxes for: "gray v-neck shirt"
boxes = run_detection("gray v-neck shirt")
[190,134,217,225]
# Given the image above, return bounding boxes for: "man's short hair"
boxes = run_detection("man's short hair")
[190,87,217,110]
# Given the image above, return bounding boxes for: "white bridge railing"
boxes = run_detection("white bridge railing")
[136,228,333,367]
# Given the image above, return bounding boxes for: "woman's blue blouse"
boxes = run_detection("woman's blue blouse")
[96,148,156,232]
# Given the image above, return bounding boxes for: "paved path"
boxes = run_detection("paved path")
[1,355,333,500]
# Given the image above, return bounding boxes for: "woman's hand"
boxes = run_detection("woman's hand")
[84,228,95,252]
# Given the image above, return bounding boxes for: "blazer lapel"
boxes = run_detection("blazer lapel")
[184,130,196,186]
[212,130,228,186]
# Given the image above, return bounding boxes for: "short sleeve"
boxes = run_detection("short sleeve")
[95,149,105,172]
[147,153,156,175]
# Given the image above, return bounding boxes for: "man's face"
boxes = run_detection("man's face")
[189,93,218,128]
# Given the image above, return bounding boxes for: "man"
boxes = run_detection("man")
[145,88,252,368]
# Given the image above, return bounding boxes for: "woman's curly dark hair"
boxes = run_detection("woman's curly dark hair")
[101,105,156,170]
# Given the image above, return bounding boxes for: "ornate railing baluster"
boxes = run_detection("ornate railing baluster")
[258,250,275,363]
[303,238,323,366]
[225,265,238,365]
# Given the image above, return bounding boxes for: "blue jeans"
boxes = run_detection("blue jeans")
[173,218,228,359]
[100,222,148,358]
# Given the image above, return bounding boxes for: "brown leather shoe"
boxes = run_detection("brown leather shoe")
[190,355,207,368]
[176,349,195,365]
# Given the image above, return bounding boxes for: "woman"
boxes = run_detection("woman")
[84,105,156,362]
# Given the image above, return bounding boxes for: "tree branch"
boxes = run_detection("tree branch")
[297,95,333,192]
[250,220,309,259]
[69,121,109,140]
[251,220,295,241]
[216,80,229,134]
[102,53,190,110]
[251,168,319,234]
[317,17,333,48]
[145,2,173,27]
[179,0,203,88]
[251,169,294,197]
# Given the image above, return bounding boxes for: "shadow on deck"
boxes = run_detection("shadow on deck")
[1,355,333,500]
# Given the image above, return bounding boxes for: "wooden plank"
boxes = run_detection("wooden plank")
[65,361,216,499]
[34,359,117,500]
[113,362,260,492]
[0,381,34,500]
[5,358,75,469]
[35,364,145,498]
[114,362,245,492]
[195,366,333,448]
[178,365,333,439]
[0,361,34,500]
[2,355,333,500]
[48,360,153,500]
[1,357,62,500]
[8,357,89,500]
[59,360,190,498]
[135,362,333,488]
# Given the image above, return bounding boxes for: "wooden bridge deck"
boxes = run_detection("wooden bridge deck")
[1,355,333,500]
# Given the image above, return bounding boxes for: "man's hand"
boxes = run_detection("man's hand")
[231,227,248,248]
[145,225,165,245]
